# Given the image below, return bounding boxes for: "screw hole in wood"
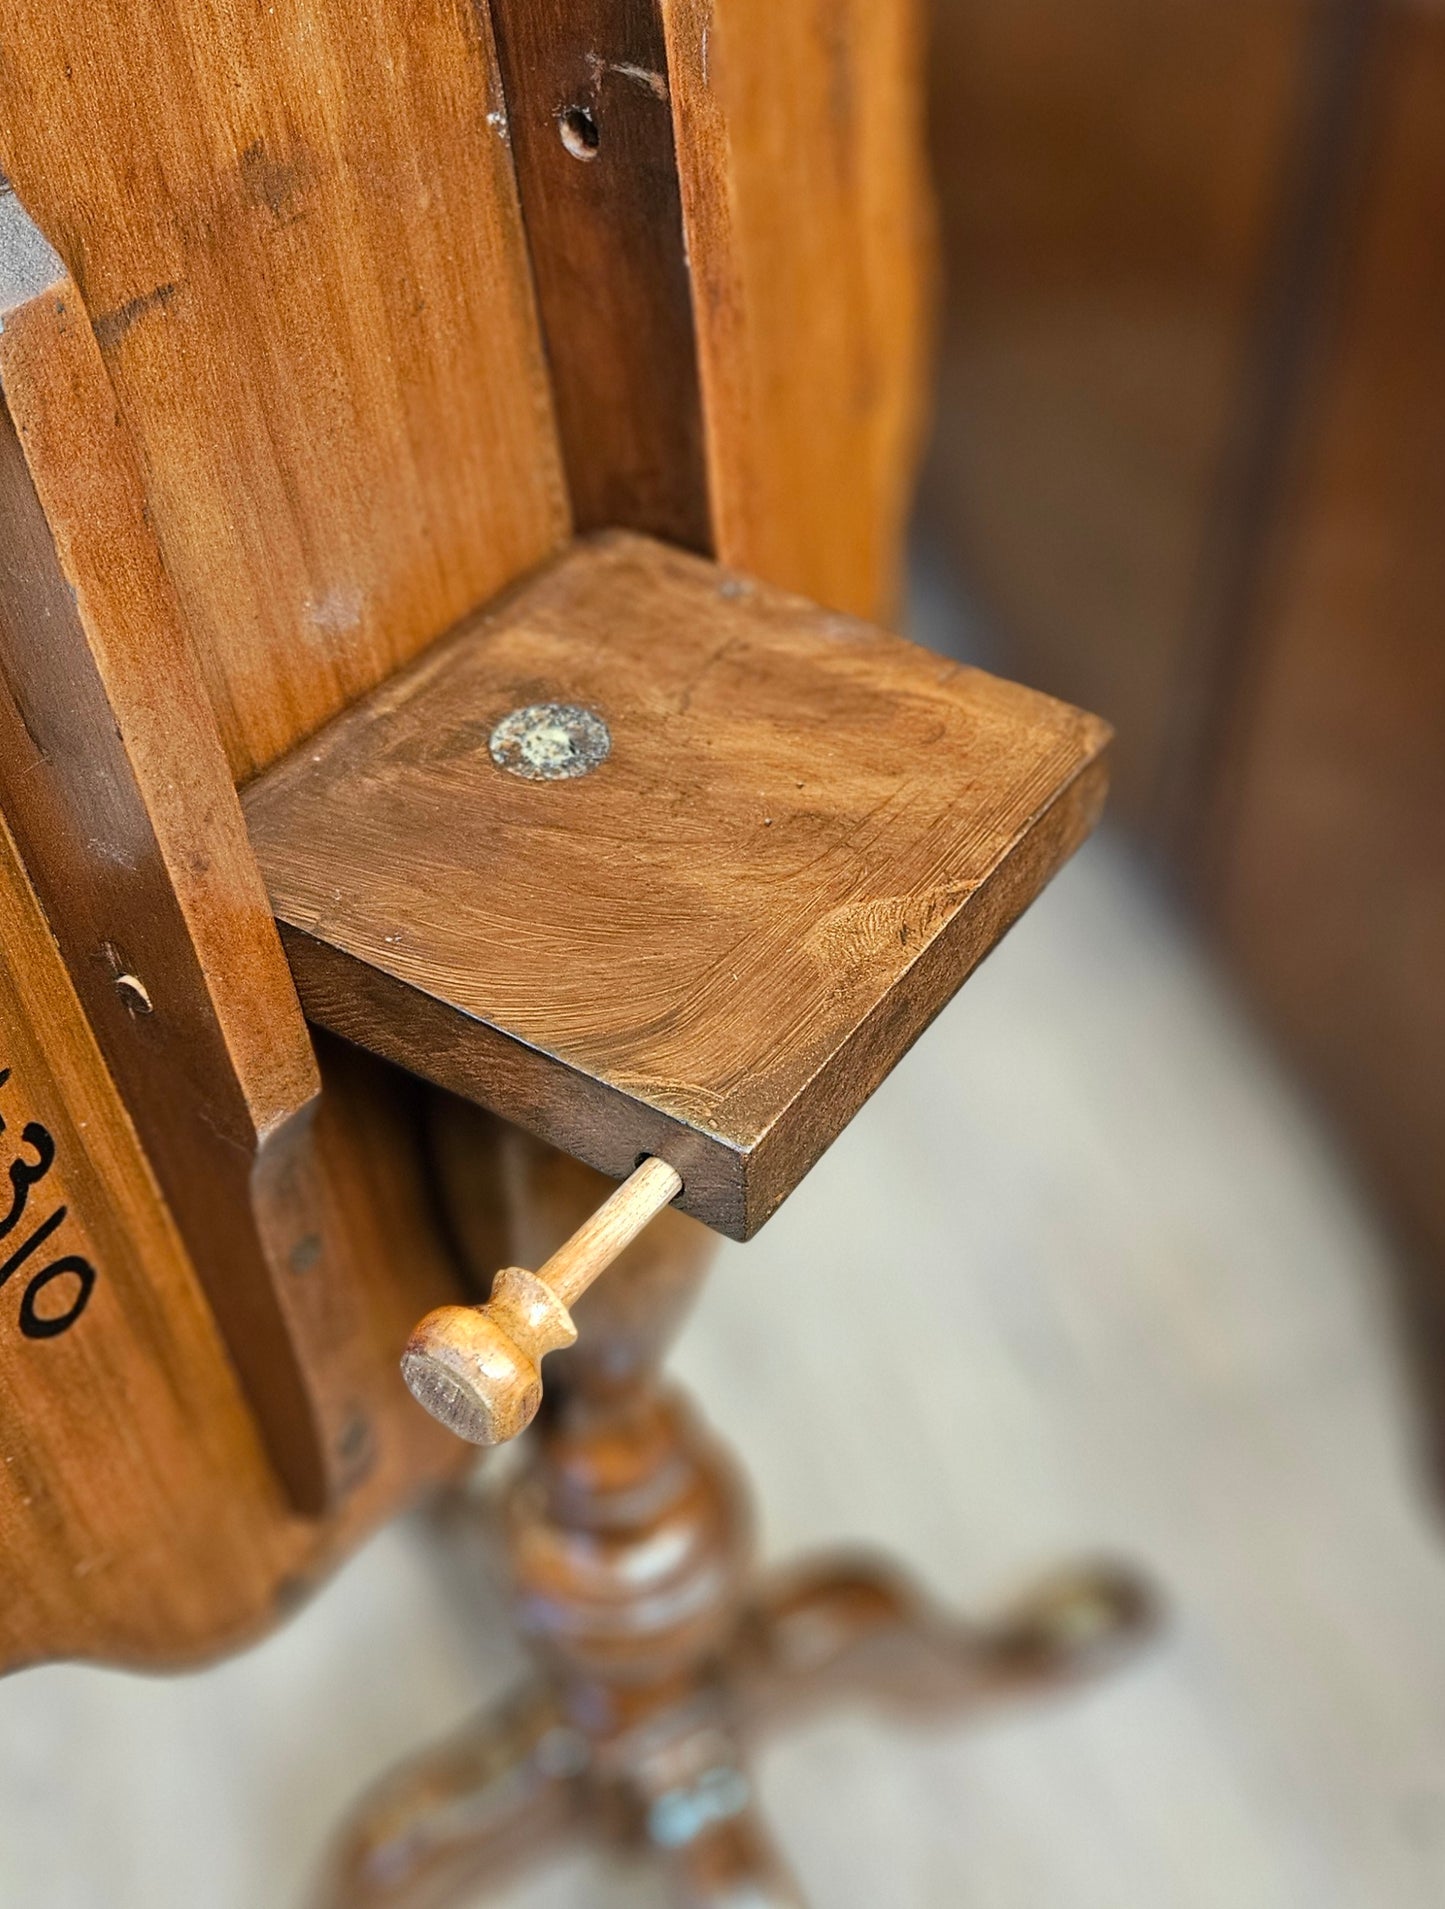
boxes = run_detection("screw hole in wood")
[114,973,153,1016]
[559,106,600,161]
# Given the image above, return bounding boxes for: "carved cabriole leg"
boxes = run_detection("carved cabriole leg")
[732,1553,1155,1736]
[318,1109,1155,1906]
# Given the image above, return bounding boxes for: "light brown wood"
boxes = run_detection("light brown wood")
[402,1155,682,1444]
[0,13,1152,1896]
[433,1098,718,1397]
[0,185,488,1525]
[246,532,1111,1239]
[0,804,466,1675]
[0,0,940,1670]
[445,0,934,622]
[536,1153,684,1308]
[0,0,568,782]
[0,0,945,1696]
[666,0,935,623]
[0,192,349,1510]
[0,798,290,1668]
[322,1126,1151,1908]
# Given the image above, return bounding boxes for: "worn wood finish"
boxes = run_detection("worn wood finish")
[0,0,942,1684]
[0,800,290,1669]
[0,186,477,1550]
[529,1154,682,1308]
[489,0,711,552]
[0,201,353,1510]
[433,1100,716,1397]
[0,803,466,1675]
[483,0,933,619]
[246,533,1111,1240]
[0,0,568,782]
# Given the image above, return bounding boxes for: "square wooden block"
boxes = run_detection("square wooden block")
[245,534,1109,1238]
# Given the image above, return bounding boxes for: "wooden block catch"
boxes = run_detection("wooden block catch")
[245,533,1111,1239]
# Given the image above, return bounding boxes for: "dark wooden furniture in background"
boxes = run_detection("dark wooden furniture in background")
[921,0,1445,1295]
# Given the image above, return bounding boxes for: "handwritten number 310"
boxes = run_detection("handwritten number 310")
[0,1069,96,1339]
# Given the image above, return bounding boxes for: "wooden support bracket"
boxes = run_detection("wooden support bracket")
[245,533,1111,1240]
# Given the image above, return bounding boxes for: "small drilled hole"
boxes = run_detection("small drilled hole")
[634,1153,683,1201]
[559,106,600,161]
[115,972,153,1016]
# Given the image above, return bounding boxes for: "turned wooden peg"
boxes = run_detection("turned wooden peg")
[401,1156,683,1445]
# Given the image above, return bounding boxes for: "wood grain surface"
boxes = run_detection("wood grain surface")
[0,185,466,1605]
[489,0,711,551]
[0,805,466,1674]
[0,0,569,781]
[246,534,1110,1238]
[9,832,1439,1906]
[0,208,346,1511]
[0,0,938,1673]
[666,0,934,623]
[399,1154,684,1445]
[477,0,933,624]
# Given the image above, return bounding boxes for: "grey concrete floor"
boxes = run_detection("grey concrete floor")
[4,818,1443,1908]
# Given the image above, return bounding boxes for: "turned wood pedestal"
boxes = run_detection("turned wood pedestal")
[246,536,1157,1905]
[316,1122,1154,1909]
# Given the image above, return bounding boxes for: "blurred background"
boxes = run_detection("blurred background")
[3,2,1445,1902]
[922,0,1445,1329]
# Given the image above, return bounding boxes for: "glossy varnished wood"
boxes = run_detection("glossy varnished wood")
[246,533,1111,1239]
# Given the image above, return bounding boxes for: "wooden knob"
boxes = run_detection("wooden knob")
[401,1156,683,1444]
